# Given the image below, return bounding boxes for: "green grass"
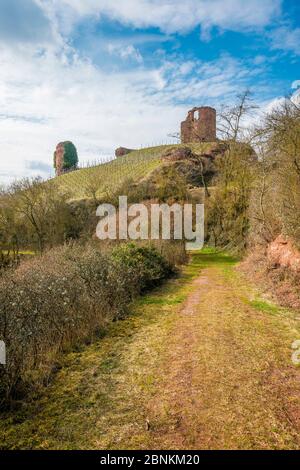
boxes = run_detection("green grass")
[53,143,218,200]
[192,247,239,268]
[248,299,281,315]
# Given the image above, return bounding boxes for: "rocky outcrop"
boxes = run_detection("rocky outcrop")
[267,235,300,273]
[162,146,192,162]
[160,142,229,187]
[115,147,135,158]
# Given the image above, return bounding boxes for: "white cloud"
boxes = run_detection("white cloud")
[259,83,300,118]
[0,46,175,183]
[0,0,289,185]
[291,80,300,90]
[0,41,256,184]
[253,55,267,65]
[270,26,300,55]
[46,0,282,35]
[107,44,143,63]
[178,61,195,76]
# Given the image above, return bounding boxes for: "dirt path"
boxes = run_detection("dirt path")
[147,266,300,449]
[1,252,300,450]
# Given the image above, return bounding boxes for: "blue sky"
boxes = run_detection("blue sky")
[0,0,299,183]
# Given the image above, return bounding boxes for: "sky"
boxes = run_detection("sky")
[0,0,299,184]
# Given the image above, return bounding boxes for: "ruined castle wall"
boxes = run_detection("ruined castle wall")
[55,143,65,177]
[181,107,216,143]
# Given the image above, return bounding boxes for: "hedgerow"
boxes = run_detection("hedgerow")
[0,242,177,405]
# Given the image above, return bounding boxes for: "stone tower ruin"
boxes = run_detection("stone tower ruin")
[54,143,65,177]
[54,141,78,177]
[181,106,216,143]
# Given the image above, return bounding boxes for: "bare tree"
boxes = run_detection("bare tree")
[248,97,300,247]
[9,178,71,253]
[0,190,21,257]
[218,90,258,142]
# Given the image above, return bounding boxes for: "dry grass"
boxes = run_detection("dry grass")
[146,258,300,449]
[1,250,300,450]
[53,143,216,200]
[240,251,300,309]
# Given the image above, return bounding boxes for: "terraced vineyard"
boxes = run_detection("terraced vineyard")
[53,143,216,200]
[53,145,170,200]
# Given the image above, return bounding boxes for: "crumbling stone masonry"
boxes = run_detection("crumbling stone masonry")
[181,107,216,143]
[54,141,78,177]
[54,143,65,176]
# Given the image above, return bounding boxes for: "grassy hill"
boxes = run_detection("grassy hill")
[54,143,217,200]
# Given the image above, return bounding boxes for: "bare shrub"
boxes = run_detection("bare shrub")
[0,242,178,405]
[246,99,300,252]
[206,142,257,252]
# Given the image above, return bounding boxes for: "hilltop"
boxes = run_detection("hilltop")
[53,142,226,201]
